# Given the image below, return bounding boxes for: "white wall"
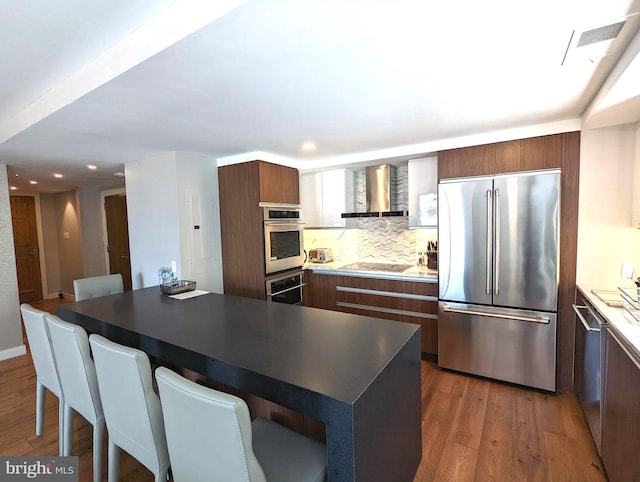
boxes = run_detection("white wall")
[56,191,84,295]
[176,152,224,293]
[0,164,26,359]
[77,186,108,278]
[126,152,181,289]
[577,123,640,287]
[126,151,224,292]
[40,193,62,297]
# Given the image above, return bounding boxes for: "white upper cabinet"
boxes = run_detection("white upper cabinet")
[408,157,438,228]
[301,169,347,228]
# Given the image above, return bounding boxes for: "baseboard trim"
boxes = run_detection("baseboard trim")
[47,292,75,301]
[0,344,27,361]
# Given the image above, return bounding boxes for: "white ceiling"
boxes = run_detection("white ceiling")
[2,0,640,193]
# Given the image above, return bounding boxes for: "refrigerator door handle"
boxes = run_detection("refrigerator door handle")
[486,189,492,295]
[441,304,550,324]
[494,188,501,295]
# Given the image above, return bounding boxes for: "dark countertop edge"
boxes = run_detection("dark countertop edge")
[352,327,421,403]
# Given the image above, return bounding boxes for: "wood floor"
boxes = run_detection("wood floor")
[1,299,606,481]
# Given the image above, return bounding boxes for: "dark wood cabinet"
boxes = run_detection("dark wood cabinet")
[438,132,570,180]
[437,146,494,179]
[601,328,640,482]
[401,281,438,355]
[303,270,337,310]
[258,161,300,204]
[305,271,438,355]
[218,160,300,299]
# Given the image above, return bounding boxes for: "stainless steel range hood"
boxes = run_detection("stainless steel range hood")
[341,164,406,218]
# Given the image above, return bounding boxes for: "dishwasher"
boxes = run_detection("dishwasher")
[573,297,607,454]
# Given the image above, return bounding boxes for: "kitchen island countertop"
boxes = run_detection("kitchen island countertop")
[57,287,422,482]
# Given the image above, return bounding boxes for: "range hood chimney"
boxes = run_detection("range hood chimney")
[342,164,406,218]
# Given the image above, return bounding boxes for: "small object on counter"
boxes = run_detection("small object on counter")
[160,280,196,295]
[308,248,334,263]
[426,241,438,270]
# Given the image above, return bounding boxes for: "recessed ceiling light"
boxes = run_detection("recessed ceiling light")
[87,164,97,170]
[30,180,38,185]
[54,173,63,178]
[301,142,317,152]
[10,186,17,190]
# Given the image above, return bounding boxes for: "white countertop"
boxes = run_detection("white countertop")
[577,284,640,359]
[304,261,438,283]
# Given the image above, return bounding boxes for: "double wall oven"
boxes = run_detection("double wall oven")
[262,203,305,304]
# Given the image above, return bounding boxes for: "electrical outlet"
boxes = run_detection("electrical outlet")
[621,262,635,279]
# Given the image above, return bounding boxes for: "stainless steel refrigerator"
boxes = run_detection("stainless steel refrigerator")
[438,170,560,391]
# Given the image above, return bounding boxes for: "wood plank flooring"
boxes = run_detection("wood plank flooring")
[2,299,607,481]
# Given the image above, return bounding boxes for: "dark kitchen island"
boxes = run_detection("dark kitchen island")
[57,287,422,482]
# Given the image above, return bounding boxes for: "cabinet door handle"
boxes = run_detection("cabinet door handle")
[572,304,600,332]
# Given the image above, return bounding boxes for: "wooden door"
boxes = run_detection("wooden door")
[10,196,43,302]
[104,194,132,291]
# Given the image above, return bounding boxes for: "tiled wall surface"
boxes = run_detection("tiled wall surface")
[304,164,436,265]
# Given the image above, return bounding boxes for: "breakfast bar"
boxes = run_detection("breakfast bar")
[57,287,422,482]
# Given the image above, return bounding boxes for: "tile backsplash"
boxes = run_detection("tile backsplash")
[304,163,437,265]
[304,220,436,265]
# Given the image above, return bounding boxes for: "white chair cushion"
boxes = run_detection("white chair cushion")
[20,304,61,397]
[156,367,327,482]
[73,274,124,301]
[156,366,265,482]
[252,418,327,482]
[89,335,169,476]
[46,314,103,424]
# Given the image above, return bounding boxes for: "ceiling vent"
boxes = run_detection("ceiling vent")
[562,18,627,65]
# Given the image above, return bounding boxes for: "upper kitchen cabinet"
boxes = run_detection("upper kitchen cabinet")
[408,157,437,228]
[300,169,352,228]
[437,133,572,180]
[257,161,300,204]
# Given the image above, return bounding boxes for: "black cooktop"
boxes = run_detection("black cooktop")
[341,262,413,273]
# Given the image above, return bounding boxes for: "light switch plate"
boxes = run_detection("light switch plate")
[621,262,635,279]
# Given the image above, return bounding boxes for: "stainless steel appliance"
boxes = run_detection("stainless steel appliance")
[438,170,561,391]
[573,299,606,453]
[341,164,406,218]
[266,271,304,304]
[262,204,305,274]
[308,248,333,264]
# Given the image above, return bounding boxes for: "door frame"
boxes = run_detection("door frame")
[10,193,49,299]
[100,187,126,275]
